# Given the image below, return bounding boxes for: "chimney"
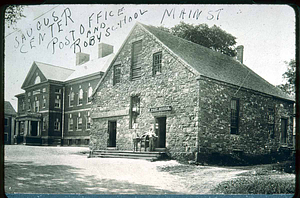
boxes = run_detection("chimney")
[76,52,90,66]
[236,45,244,64]
[98,43,114,58]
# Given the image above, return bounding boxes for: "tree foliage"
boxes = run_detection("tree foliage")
[5,5,25,28]
[158,22,237,57]
[276,59,296,95]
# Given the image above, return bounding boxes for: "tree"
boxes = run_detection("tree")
[5,5,25,28]
[158,22,237,57]
[276,59,296,95]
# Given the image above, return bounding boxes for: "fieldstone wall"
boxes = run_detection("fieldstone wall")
[91,25,200,160]
[198,76,294,157]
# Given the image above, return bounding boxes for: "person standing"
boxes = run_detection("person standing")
[148,127,157,151]
[132,129,140,152]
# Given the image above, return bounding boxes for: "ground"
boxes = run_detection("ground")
[4,145,295,194]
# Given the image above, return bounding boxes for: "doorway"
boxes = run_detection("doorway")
[31,121,38,136]
[108,121,117,147]
[155,117,166,148]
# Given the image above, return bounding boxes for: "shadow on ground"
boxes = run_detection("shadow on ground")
[5,161,177,194]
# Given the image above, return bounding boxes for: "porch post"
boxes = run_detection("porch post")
[24,120,28,144]
[15,121,19,144]
[28,120,31,136]
[10,117,15,144]
[15,121,19,136]
[37,121,40,136]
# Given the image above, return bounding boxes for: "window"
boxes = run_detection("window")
[35,100,40,112]
[87,87,93,103]
[281,118,288,144]
[28,99,31,111]
[69,114,73,131]
[55,88,61,93]
[43,96,46,108]
[268,106,275,138]
[68,139,73,146]
[75,139,81,145]
[78,89,83,105]
[34,76,41,84]
[113,65,121,85]
[69,91,75,107]
[28,92,31,97]
[42,88,46,92]
[55,95,61,108]
[230,99,239,134]
[4,118,8,126]
[85,139,90,145]
[33,89,40,95]
[153,52,162,75]
[54,119,60,131]
[130,95,140,128]
[131,40,142,80]
[22,100,25,111]
[86,111,91,129]
[77,113,82,130]
[42,117,46,131]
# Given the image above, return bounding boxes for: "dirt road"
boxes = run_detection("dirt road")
[4,145,248,194]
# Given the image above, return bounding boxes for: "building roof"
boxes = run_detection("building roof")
[65,53,115,82]
[5,101,16,116]
[34,61,75,82]
[21,51,115,89]
[139,23,293,101]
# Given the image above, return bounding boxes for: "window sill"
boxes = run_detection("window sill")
[54,107,61,109]
[77,104,83,106]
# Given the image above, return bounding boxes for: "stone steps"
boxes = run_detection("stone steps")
[90,150,168,161]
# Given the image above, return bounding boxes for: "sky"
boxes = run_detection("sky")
[4,4,296,111]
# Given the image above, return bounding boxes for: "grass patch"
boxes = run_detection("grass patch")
[211,175,295,194]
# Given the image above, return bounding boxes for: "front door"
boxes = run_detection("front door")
[155,117,166,148]
[108,121,117,147]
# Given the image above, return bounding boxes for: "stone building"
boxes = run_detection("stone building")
[4,101,16,145]
[90,22,295,161]
[15,43,114,146]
